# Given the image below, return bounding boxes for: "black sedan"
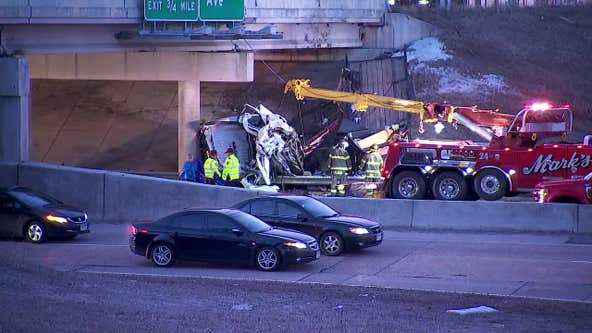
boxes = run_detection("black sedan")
[129,208,320,271]
[234,196,383,256]
[0,187,89,243]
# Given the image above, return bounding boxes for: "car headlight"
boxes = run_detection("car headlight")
[537,189,548,203]
[46,215,68,223]
[350,227,369,235]
[284,241,307,249]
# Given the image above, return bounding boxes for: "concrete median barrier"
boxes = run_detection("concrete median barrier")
[412,200,577,232]
[577,205,592,233]
[103,172,259,222]
[16,162,106,220]
[8,162,591,233]
[317,197,413,229]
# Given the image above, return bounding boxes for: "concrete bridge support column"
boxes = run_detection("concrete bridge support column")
[0,57,30,163]
[178,80,200,171]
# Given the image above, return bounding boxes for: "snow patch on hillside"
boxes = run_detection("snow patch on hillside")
[407,37,452,62]
[407,37,507,96]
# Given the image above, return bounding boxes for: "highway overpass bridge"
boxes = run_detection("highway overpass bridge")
[0,0,436,169]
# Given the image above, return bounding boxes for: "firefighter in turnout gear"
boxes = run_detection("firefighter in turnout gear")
[222,147,242,187]
[363,144,383,182]
[329,139,351,197]
[204,150,221,185]
[362,144,383,197]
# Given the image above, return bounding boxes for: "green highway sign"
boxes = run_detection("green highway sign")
[199,0,244,22]
[145,0,199,21]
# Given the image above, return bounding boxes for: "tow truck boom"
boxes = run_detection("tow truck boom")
[285,79,506,142]
[285,79,571,146]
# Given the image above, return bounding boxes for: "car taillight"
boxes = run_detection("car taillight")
[140,228,149,234]
[130,225,138,235]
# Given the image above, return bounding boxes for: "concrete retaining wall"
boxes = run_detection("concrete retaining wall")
[363,13,441,50]
[8,162,592,233]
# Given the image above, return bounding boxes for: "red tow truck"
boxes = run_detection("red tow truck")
[284,80,592,201]
[533,172,592,204]
[382,103,592,201]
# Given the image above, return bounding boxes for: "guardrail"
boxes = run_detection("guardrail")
[1,162,590,233]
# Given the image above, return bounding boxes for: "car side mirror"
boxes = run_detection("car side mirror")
[297,213,308,222]
[231,228,244,236]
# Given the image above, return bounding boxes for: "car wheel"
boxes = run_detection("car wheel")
[256,247,281,271]
[474,169,508,201]
[320,232,344,256]
[391,170,427,199]
[150,242,176,267]
[25,221,46,243]
[432,171,468,201]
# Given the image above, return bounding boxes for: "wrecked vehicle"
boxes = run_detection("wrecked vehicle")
[203,104,305,187]
[202,102,401,194]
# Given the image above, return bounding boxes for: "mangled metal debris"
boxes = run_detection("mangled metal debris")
[205,104,305,186]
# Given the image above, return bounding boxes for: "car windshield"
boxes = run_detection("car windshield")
[232,211,272,233]
[585,172,592,181]
[300,198,338,218]
[8,189,61,207]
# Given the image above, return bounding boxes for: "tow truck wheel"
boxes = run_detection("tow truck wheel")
[391,170,426,200]
[474,169,508,201]
[432,171,467,201]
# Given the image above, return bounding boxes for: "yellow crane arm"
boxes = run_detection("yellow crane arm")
[284,79,430,121]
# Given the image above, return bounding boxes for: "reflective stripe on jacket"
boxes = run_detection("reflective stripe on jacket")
[365,152,383,178]
[204,158,221,179]
[330,147,351,175]
[222,154,240,181]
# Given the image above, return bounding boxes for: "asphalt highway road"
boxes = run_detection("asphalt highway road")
[1,224,591,303]
[1,224,591,332]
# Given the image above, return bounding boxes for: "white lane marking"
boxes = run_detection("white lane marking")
[570,261,592,264]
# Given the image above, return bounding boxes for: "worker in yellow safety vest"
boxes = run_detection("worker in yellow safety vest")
[204,150,221,185]
[222,147,242,187]
[329,139,351,197]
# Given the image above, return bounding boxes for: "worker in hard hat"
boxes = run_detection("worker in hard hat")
[204,150,221,185]
[329,139,351,197]
[222,147,242,187]
[363,144,383,182]
[362,144,384,197]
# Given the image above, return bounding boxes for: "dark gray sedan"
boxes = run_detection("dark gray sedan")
[0,187,89,243]
[235,196,383,256]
